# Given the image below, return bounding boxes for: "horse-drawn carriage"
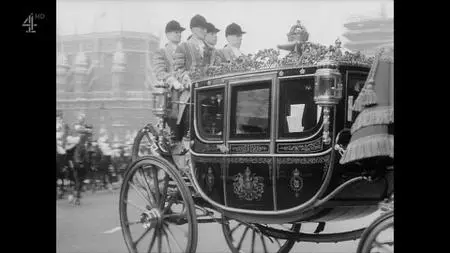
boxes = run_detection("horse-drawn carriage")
[119,23,394,253]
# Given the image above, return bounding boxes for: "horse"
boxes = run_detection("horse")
[69,132,93,205]
[90,142,114,192]
[56,151,69,199]
[56,124,74,199]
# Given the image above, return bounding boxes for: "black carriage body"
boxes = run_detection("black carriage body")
[188,64,391,223]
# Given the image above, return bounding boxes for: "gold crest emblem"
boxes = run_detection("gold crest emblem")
[233,167,265,201]
[289,168,304,198]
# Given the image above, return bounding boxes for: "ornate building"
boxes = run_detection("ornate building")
[57,31,160,142]
[342,5,393,56]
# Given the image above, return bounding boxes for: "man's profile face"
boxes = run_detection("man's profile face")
[166,31,182,44]
[192,27,207,40]
[227,34,243,48]
[205,32,218,46]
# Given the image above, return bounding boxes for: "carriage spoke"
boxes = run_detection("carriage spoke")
[157,228,162,253]
[230,223,244,237]
[260,234,269,253]
[134,223,154,248]
[151,168,161,206]
[127,220,144,226]
[161,227,173,253]
[129,182,152,207]
[237,226,250,250]
[136,168,156,205]
[381,240,394,246]
[274,237,282,248]
[164,223,185,252]
[141,165,161,204]
[144,132,152,144]
[126,199,148,213]
[250,230,256,253]
[147,228,158,253]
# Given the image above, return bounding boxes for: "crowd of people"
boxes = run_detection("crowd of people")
[56,111,132,205]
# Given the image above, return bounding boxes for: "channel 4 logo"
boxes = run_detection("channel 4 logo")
[22,12,46,33]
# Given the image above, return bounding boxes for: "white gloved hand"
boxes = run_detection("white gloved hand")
[167,76,183,90]
[181,73,192,89]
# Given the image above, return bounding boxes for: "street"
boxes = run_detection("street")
[57,188,383,253]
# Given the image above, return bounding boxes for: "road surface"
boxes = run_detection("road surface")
[57,189,383,253]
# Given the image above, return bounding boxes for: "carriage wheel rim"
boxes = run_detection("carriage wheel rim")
[221,216,301,253]
[132,130,155,160]
[119,156,198,253]
[357,211,394,253]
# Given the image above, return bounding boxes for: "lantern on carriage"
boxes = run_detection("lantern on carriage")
[314,55,343,144]
[151,81,169,120]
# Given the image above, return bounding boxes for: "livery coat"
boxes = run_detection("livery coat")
[218,44,243,62]
[153,44,181,120]
[173,37,208,124]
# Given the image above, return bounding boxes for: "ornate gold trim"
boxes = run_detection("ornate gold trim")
[229,157,272,164]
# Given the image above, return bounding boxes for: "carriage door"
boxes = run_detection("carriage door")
[224,73,277,211]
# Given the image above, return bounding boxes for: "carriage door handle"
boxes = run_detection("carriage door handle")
[334,128,351,156]
[334,144,345,156]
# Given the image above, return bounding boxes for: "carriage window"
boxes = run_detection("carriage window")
[196,88,225,140]
[279,78,322,138]
[346,72,368,123]
[230,81,271,139]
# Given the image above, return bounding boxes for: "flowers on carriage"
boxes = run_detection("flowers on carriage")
[189,43,374,82]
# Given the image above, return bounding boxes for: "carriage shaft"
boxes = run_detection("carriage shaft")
[254,224,365,243]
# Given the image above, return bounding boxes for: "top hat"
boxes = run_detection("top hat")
[225,23,246,37]
[190,14,208,29]
[205,22,220,34]
[165,20,186,33]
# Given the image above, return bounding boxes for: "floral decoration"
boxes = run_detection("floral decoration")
[190,42,374,81]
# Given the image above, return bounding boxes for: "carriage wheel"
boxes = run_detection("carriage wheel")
[356,211,393,253]
[119,156,198,253]
[131,128,158,161]
[222,216,301,253]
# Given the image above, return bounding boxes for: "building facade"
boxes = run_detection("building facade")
[342,12,393,56]
[57,31,160,143]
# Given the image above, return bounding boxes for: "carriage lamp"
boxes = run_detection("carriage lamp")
[152,81,169,120]
[314,56,343,145]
